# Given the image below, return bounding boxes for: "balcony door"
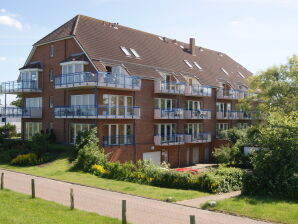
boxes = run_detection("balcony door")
[185,100,202,110]
[103,95,133,117]
[185,123,202,139]
[155,123,176,142]
[193,147,200,164]
[216,102,231,118]
[103,124,133,145]
[70,94,95,116]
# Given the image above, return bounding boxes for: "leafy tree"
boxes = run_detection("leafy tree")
[11,95,22,107]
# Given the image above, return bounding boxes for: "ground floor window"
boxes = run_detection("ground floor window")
[103,124,134,146]
[238,122,249,129]
[25,122,42,139]
[216,123,229,138]
[69,123,96,144]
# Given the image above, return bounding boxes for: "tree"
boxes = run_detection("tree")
[245,55,298,113]
[11,95,22,107]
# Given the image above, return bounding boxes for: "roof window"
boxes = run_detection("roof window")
[130,48,141,58]
[184,60,193,68]
[237,71,245,78]
[120,46,131,56]
[221,68,229,76]
[194,62,202,70]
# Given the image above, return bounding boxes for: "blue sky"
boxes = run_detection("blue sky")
[1,0,298,103]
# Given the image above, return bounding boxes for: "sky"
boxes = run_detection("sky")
[1,0,298,103]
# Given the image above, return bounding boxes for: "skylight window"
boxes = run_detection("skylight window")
[120,46,131,56]
[194,62,202,70]
[221,68,229,76]
[130,48,141,58]
[184,60,193,68]
[237,71,245,78]
[180,45,184,49]
[158,36,163,40]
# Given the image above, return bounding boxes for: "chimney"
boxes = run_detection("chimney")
[189,38,196,56]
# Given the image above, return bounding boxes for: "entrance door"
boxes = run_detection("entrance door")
[204,147,210,162]
[143,151,161,164]
[193,147,200,164]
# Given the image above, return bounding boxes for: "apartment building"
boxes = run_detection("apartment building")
[0,15,253,167]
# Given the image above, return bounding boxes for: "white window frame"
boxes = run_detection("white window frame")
[70,94,95,106]
[184,60,193,68]
[221,68,229,76]
[238,71,245,78]
[25,97,42,108]
[185,100,202,110]
[130,48,141,58]
[49,96,53,108]
[216,123,229,137]
[120,46,131,56]
[50,45,54,57]
[186,123,202,135]
[103,94,134,116]
[155,98,176,110]
[194,62,202,70]
[25,122,42,139]
[105,124,133,145]
[216,102,231,112]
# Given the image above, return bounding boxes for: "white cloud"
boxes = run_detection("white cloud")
[0,15,23,30]
[0,9,7,13]
[0,56,7,61]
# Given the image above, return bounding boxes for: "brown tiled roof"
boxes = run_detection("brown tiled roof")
[34,15,253,89]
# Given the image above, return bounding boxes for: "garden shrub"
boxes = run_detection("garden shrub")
[11,153,40,166]
[29,133,50,157]
[0,123,17,138]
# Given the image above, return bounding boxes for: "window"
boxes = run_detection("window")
[49,69,53,82]
[130,48,141,58]
[20,70,38,81]
[154,98,176,109]
[216,102,231,112]
[61,63,84,75]
[238,123,248,129]
[103,94,134,116]
[25,97,42,108]
[120,46,131,56]
[221,68,229,76]
[154,123,176,136]
[49,122,53,131]
[50,45,54,57]
[216,123,229,138]
[25,122,42,139]
[184,60,193,68]
[103,124,134,145]
[185,100,202,110]
[185,123,202,135]
[69,123,95,144]
[237,71,245,78]
[194,62,202,70]
[49,96,53,108]
[70,94,95,106]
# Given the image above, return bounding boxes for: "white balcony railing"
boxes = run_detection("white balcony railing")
[154,108,184,119]
[154,81,186,94]
[154,134,185,146]
[184,109,211,119]
[217,88,247,100]
[185,85,212,97]
[184,133,211,143]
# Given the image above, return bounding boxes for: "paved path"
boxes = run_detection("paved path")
[0,169,271,224]
[177,191,241,207]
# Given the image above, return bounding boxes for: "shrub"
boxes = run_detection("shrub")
[213,145,241,165]
[75,128,98,154]
[74,145,108,172]
[29,133,50,157]
[11,153,40,166]
[91,164,109,176]
[0,123,17,138]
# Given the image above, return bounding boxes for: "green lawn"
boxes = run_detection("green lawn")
[0,154,209,201]
[0,189,121,224]
[202,196,298,224]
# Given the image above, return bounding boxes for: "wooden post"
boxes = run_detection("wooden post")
[70,188,74,210]
[122,200,126,224]
[190,215,195,224]
[0,173,4,190]
[31,179,35,198]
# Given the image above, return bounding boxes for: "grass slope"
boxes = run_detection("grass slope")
[0,189,121,224]
[202,196,298,224]
[0,154,209,201]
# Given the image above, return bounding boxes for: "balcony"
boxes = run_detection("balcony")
[184,109,211,119]
[154,134,184,146]
[185,85,212,97]
[102,135,135,147]
[54,72,141,91]
[0,107,42,118]
[0,80,41,94]
[154,81,186,95]
[154,108,184,119]
[217,88,247,100]
[184,133,211,143]
[54,105,140,119]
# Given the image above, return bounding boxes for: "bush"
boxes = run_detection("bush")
[213,145,240,165]
[11,153,40,166]
[0,123,17,138]
[75,128,98,155]
[29,133,50,157]
[74,145,108,172]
